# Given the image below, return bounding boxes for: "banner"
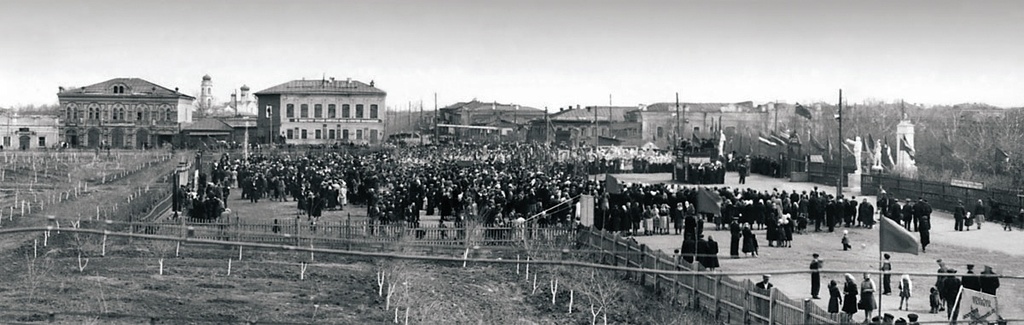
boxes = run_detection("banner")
[578,195,594,227]
[955,288,1001,323]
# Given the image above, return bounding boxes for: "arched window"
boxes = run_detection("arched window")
[328,104,336,118]
[342,104,350,118]
[166,108,173,121]
[314,104,322,118]
[370,105,378,119]
[286,104,294,118]
[118,108,125,121]
[66,107,72,120]
[300,104,309,118]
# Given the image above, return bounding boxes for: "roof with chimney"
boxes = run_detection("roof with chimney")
[439,99,543,113]
[57,78,194,99]
[255,78,385,96]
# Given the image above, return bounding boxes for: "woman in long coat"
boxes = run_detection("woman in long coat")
[859,273,877,320]
[729,220,741,258]
[702,236,720,270]
[827,280,842,316]
[842,274,859,321]
[741,224,758,257]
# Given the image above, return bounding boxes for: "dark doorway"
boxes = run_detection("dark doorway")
[111,128,125,149]
[87,128,101,148]
[18,135,30,150]
[136,129,149,149]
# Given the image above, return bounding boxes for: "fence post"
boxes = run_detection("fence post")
[652,250,659,291]
[714,275,723,320]
[294,216,301,246]
[346,213,352,250]
[803,298,812,325]
[742,289,751,325]
[768,288,776,325]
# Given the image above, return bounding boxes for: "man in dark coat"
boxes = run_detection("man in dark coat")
[701,236,720,271]
[942,269,962,320]
[902,199,915,231]
[810,253,823,299]
[953,200,967,231]
[918,214,931,252]
[979,265,1000,295]
[729,220,741,258]
[859,199,875,228]
[914,198,931,233]
[961,264,981,291]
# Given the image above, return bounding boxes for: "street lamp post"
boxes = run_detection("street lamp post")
[836,89,843,197]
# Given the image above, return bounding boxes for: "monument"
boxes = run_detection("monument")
[871,138,884,171]
[894,113,917,178]
[845,136,864,176]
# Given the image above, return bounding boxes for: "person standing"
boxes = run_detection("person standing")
[918,214,931,253]
[953,200,966,232]
[898,274,913,311]
[961,264,980,291]
[859,273,877,322]
[902,199,915,231]
[881,253,893,295]
[942,269,962,320]
[810,253,823,299]
[702,236,720,271]
[934,259,949,311]
[729,220,741,258]
[827,280,842,318]
[973,199,986,230]
[979,265,1000,295]
[859,198,875,229]
[842,274,859,323]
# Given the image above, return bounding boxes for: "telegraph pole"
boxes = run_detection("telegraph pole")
[433,93,438,144]
[837,89,843,197]
[674,92,680,182]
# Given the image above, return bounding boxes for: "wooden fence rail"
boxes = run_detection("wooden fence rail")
[577,229,837,325]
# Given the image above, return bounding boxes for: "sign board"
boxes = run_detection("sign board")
[954,288,1000,323]
[809,155,824,163]
[951,179,985,190]
[578,195,594,227]
[686,157,711,164]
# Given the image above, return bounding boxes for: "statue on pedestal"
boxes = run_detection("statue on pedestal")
[844,136,864,174]
[871,139,883,171]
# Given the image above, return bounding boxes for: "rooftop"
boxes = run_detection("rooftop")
[440,99,543,112]
[645,101,756,113]
[58,78,193,99]
[254,78,385,96]
[550,106,638,122]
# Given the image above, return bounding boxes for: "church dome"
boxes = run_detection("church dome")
[240,84,249,91]
[203,74,212,81]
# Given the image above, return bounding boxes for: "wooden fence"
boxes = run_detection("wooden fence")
[861,173,1024,214]
[577,229,837,325]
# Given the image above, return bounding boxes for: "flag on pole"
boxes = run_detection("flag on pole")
[758,133,778,147]
[605,174,623,194]
[995,147,1010,162]
[697,188,722,216]
[770,131,789,146]
[879,216,919,255]
[795,103,813,120]
[900,136,915,160]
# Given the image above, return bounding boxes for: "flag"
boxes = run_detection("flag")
[697,188,721,216]
[879,216,919,255]
[605,174,623,194]
[866,134,875,153]
[770,131,789,145]
[795,103,813,120]
[900,136,915,160]
[995,147,1009,162]
[954,288,1001,323]
[758,132,778,147]
[810,132,825,151]
[882,139,896,169]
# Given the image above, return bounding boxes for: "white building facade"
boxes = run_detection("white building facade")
[256,78,386,145]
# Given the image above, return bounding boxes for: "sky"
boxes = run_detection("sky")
[1,0,1022,110]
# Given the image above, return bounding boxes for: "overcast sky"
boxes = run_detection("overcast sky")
[1,0,1022,110]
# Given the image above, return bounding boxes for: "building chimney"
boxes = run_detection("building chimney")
[175,87,179,92]
[370,80,374,87]
[59,86,65,92]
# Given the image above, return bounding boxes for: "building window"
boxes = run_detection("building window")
[286,129,294,139]
[286,104,294,118]
[315,129,322,139]
[342,104,350,118]
[370,129,378,143]
[328,129,335,139]
[265,105,273,118]
[370,105,379,119]
[300,129,307,139]
[166,109,173,121]
[113,85,125,94]
[300,104,309,118]
[342,129,349,140]
[66,108,72,120]
[3,136,9,147]
[137,112,142,121]
[314,104,323,118]
[356,129,363,140]
[118,108,125,121]
[38,137,45,147]
[328,104,336,118]
[356,104,364,118]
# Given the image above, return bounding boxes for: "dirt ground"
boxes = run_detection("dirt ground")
[623,172,1023,324]
[0,160,713,324]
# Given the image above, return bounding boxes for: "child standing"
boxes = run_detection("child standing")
[929,287,940,313]
[898,274,913,310]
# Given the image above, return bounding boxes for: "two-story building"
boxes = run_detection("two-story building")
[56,78,195,148]
[256,78,386,145]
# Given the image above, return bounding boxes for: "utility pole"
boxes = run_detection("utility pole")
[837,89,843,197]
[774,100,779,133]
[674,92,680,182]
[593,104,598,148]
[419,99,424,146]
[433,93,438,144]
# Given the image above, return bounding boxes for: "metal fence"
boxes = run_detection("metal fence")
[577,229,837,325]
[861,173,1024,215]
